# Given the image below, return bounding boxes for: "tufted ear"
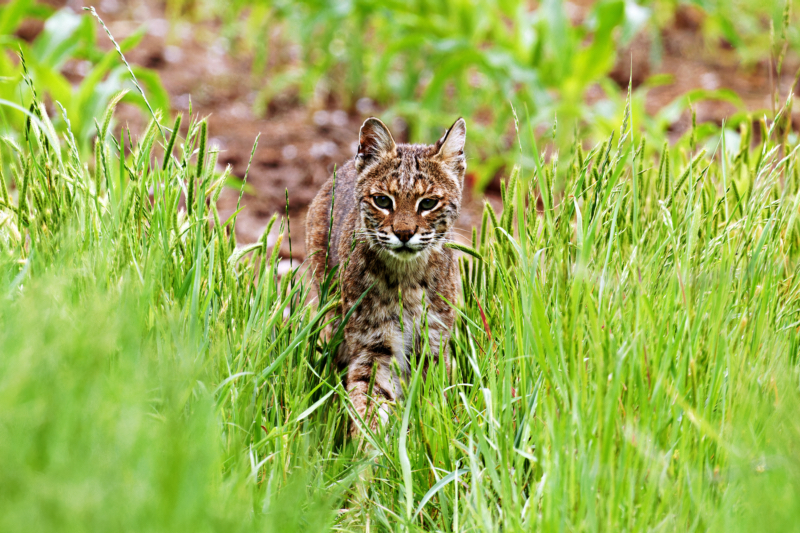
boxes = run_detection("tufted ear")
[434,118,466,163]
[355,117,396,171]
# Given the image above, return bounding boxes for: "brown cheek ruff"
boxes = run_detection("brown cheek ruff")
[416,216,432,232]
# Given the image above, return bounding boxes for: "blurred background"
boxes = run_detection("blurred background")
[2,0,799,257]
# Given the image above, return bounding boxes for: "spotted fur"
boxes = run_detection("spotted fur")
[305,117,466,435]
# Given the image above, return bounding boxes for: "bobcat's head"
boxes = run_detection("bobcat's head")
[354,117,466,263]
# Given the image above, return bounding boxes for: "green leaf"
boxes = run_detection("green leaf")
[413,468,470,520]
[0,0,32,37]
[445,242,485,262]
[31,8,83,70]
[294,389,336,422]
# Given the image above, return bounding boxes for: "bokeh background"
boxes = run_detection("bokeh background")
[3,0,799,256]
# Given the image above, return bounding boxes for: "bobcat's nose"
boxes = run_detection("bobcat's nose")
[394,227,415,243]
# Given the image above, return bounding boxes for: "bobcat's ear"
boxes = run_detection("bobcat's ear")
[355,117,396,171]
[434,118,467,164]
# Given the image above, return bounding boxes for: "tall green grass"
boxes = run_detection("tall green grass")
[1,81,800,532]
[0,3,169,154]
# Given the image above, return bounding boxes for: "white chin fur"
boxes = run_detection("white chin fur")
[386,248,421,261]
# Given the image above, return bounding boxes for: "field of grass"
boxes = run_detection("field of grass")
[1,59,800,532]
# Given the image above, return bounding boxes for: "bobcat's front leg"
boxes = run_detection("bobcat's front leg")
[346,340,399,436]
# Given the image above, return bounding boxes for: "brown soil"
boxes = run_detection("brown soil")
[45,1,800,260]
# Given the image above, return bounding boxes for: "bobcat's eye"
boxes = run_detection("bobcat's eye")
[419,198,438,211]
[373,195,393,210]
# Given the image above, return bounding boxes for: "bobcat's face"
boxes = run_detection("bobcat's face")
[354,118,466,262]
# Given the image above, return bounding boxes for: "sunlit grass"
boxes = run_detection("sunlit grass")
[1,78,799,532]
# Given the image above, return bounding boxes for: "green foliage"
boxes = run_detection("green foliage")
[668,0,800,66]
[193,0,651,187]
[1,71,800,531]
[184,0,799,192]
[0,3,168,153]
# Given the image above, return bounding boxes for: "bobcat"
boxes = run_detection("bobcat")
[305,116,466,435]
